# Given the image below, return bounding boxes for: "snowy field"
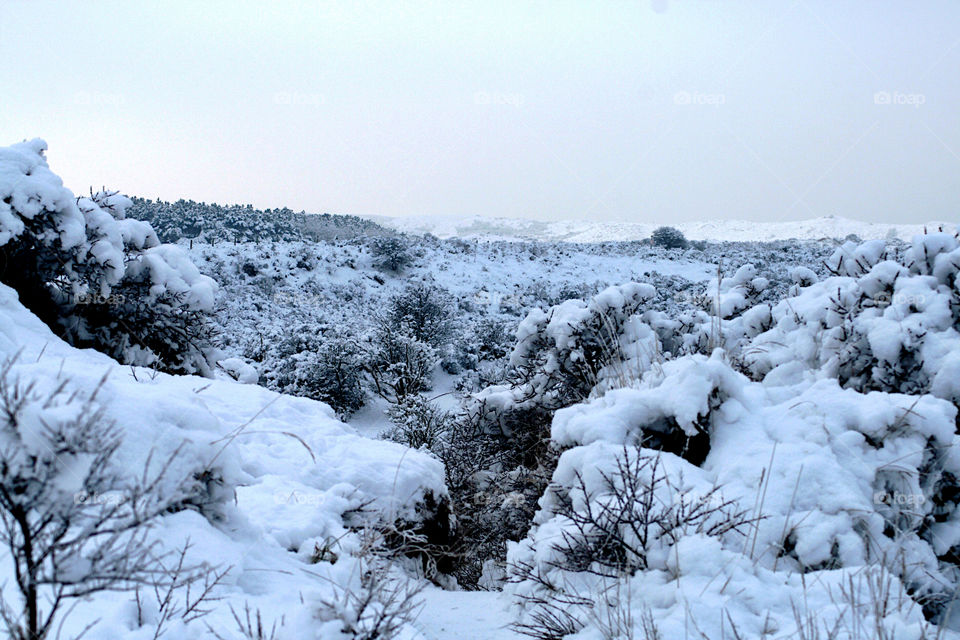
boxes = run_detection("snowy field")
[365,213,953,244]
[3,139,960,639]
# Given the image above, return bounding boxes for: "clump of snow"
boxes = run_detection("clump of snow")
[217,357,260,384]
[0,138,86,249]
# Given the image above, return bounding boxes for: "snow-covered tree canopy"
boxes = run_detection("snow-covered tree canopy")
[0,139,217,373]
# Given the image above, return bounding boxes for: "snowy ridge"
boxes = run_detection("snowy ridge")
[365,213,955,243]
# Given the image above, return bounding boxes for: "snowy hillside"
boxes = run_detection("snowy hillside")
[4,139,960,639]
[365,213,954,243]
[0,280,454,639]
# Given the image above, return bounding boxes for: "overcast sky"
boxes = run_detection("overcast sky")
[2,1,958,224]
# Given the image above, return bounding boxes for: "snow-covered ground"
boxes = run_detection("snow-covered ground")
[365,213,950,243]
[0,281,455,640]
[5,139,960,639]
[413,588,519,640]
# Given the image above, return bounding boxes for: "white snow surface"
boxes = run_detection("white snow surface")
[0,282,450,639]
[366,213,954,243]
[509,352,960,638]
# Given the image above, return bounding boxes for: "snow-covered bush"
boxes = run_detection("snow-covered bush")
[650,225,688,249]
[270,327,366,417]
[476,282,660,438]
[216,356,259,383]
[382,394,450,451]
[510,447,754,639]
[707,262,770,319]
[385,282,456,348]
[0,358,210,640]
[434,410,551,588]
[0,140,217,374]
[364,322,437,403]
[508,346,960,634]
[369,236,413,273]
[527,448,752,577]
[315,558,424,640]
[127,197,304,244]
[746,232,960,400]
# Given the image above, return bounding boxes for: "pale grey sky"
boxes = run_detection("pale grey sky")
[1,1,958,224]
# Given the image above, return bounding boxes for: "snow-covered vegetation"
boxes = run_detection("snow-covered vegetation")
[3,139,960,639]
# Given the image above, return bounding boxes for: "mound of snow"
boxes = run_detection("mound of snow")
[0,282,447,639]
[507,352,960,637]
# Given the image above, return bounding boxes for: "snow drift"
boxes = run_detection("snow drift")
[0,280,448,639]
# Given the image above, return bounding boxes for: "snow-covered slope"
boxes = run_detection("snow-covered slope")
[366,213,954,243]
[0,282,448,639]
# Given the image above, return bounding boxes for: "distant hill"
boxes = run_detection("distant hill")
[363,213,955,243]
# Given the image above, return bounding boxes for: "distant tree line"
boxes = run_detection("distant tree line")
[127,197,392,244]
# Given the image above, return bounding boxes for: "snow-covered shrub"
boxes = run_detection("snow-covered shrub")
[746,233,960,400]
[650,225,688,249]
[508,347,960,634]
[509,448,754,639]
[358,282,456,405]
[66,234,218,375]
[707,262,770,319]
[216,356,259,383]
[448,316,516,385]
[0,140,217,374]
[315,558,424,640]
[524,448,752,578]
[364,323,437,402]
[270,327,366,416]
[0,358,211,640]
[476,282,660,437]
[385,282,455,348]
[127,197,304,244]
[438,432,552,588]
[369,236,412,273]
[382,394,450,450]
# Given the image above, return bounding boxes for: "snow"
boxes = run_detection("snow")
[510,355,960,638]
[3,139,960,638]
[0,138,86,249]
[413,588,521,640]
[366,212,954,243]
[0,280,448,639]
[135,244,218,310]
